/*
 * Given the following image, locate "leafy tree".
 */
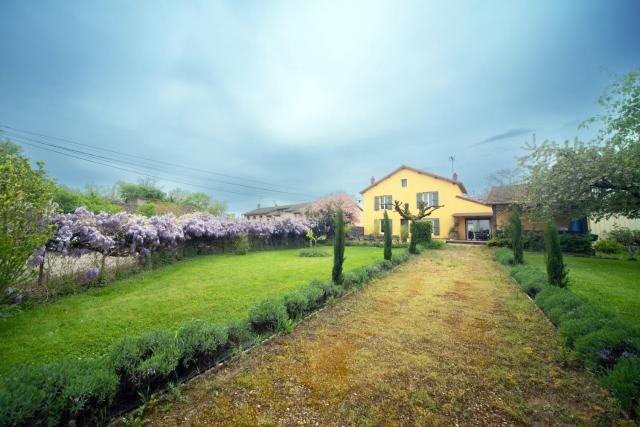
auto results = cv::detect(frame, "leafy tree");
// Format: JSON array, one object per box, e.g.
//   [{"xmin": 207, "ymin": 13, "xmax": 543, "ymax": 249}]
[
  {"xmin": 520, "ymin": 69, "xmax": 640, "ymax": 220},
  {"xmin": 544, "ymin": 220, "xmax": 568, "ymax": 287},
  {"xmin": 0, "ymin": 143, "xmax": 55, "ymax": 288},
  {"xmin": 509, "ymin": 207, "xmax": 524, "ymax": 264},
  {"xmin": 332, "ymin": 207, "xmax": 345, "ymax": 284},
  {"xmin": 138, "ymin": 203, "xmax": 157, "ymax": 217},
  {"xmin": 53, "ymin": 185, "xmax": 121, "ymax": 214},
  {"xmin": 383, "ymin": 210, "xmax": 392, "ymax": 260},
  {"xmin": 117, "ymin": 180, "xmax": 165, "ymax": 203}
]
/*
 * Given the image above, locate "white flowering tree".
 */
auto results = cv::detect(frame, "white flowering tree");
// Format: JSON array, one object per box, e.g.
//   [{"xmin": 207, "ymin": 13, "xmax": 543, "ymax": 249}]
[{"xmin": 520, "ymin": 69, "xmax": 640, "ymax": 221}]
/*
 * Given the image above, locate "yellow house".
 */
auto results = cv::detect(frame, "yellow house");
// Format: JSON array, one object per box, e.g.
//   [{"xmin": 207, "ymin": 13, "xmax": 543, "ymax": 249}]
[{"xmin": 360, "ymin": 165, "xmax": 493, "ymax": 241}]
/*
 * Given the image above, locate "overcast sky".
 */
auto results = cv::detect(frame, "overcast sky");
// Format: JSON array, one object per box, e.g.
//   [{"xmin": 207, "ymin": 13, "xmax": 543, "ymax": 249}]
[{"xmin": 1, "ymin": 1, "xmax": 639, "ymax": 214}]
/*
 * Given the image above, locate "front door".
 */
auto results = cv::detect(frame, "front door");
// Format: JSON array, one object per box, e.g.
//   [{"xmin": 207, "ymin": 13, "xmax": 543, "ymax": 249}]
[{"xmin": 466, "ymin": 219, "xmax": 491, "ymax": 240}]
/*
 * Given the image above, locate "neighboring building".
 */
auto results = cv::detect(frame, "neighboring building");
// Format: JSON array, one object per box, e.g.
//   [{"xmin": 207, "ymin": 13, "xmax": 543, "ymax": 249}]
[
  {"xmin": 360, "ymin": 165, "xmax": 493, "ymax": 240},
  {"xmin": 589, "ymin": 216, "xmax": 640, "ymax": 237},
  {"xmin": 243, "ymin": 202, "xmax": 310, "ymax": 220},
  {"xmin": 486, "ymin": 184, "xmax": 587, "ymax": 233}
]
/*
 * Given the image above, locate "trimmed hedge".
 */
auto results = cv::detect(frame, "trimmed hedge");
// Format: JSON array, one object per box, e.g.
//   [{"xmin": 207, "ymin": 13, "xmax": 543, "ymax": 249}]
[
  {"xmin": 497, "ymin": 251, "xmax": 640, "ymax": 417},
  {"xmin": 0, "ymin": 249, "xmax": 417, "ymax": 426},
  {"xmin": 494, "ymin": 232, "xmax": 595, "ymax": 255}
]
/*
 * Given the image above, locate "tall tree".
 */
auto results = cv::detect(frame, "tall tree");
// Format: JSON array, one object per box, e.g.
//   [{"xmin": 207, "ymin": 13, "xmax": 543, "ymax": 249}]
[
  {"xmin": 332, "ymin": 207, "xmax": 345, "ymax": 284},
  {"xmin": 383, "ymin": 210, "xmax": 392, "ymax": 260},
  {"xmin": 544, "ymin": 220, "xmax": 568, "ymax": 287},
  {"xmin": 509, "ymin": 207, "xmax": 524, "ymax": 264},
  {"xmin": 520, "ymin": 69, "xmax": 640, "ymax": 220},
  {"xmin": 0, "ymin": 142, "xmax": 55, "ymax": 288}
]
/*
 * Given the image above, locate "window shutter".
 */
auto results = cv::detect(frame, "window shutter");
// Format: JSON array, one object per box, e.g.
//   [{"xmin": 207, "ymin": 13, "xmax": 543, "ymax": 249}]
[
  {"xmin": 416, "ymin": 192, "xmax": 422, "ymax": 208},
  {"xmin": 374, "ymin": 196, "xmax": 379, "ymax": 211},
  {"xmin": 432, "ymin": 218, "xmax": 440, "ymax": 236},
  {"xmin": 433, "ymin": 192, "xmax": 439, "ymax": 207}
]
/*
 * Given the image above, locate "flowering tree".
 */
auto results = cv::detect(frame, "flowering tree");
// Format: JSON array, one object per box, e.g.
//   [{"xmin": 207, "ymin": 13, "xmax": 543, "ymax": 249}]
[
  {"xmin": 309, "ymin": 193, "xmax": 361, "ymax": 236},
  {"xmin": 520, "ymin": 69, "xmax": 640, "ymax": 220}
]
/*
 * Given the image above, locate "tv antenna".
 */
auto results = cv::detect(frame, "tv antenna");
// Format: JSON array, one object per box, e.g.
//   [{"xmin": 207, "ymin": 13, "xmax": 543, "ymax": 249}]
[{"xmin": 448, "ymin": 155, "xmax": 456, "ymax": 175}]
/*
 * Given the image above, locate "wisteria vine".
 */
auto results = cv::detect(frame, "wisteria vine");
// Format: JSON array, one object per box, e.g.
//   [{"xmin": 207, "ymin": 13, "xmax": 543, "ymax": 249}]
[{"xmin": 41, "ymin": 208, "xmax": 316, "ymax": 261}]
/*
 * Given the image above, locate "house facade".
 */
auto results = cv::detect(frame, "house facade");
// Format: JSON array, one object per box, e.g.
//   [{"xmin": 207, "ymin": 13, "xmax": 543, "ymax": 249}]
[
  {"xmin": 360, "ymin": 165, "xmax": 492, "ymax": 240},
  {"xmin": 243, "ymin": 202, "xmax": 310, "ymax": 220}
]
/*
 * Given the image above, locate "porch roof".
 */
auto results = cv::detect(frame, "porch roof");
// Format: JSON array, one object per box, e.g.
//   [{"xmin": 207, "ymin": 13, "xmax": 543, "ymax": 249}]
[{"xmin": 452, "ymin": 212, "xmax": 492, "ymax": 218}]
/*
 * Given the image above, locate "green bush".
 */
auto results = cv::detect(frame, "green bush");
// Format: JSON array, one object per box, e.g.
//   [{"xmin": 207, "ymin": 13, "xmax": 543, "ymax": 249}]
[
  {"xmin": 0, "ymin": 358, "xmax": 118, "ymax": 426},
  {"xmin": 332, "ymin": 207, "xmax": 345, "ymax": 284},
  {"xmin": 523, "ymin": 231, "xmax": 545, "ymax": 251},
  {"xmin": 509, "ymin": 208, "xmax": 524, "ymax": 264},
  {"xmin": 233, "ymin": 234, "xmax": 251, "ymax": 255},
  {"xmin": 593, "ymin": 239, "xmax": 625, "ymax": 254},
  {"xmin": 283, "ymin": 291, "xmax": 309, "ymax": 320},
  {"xmin": 138, "ymin": 202, "xmax": 157, "ymax": 217},
  {"xmin": 176, "ymin": 321, "xmax": 228, "ymax": 366},
  {"xmin": 377, "ymin": 260, "xmax": 394, "ymax": 271},
  {"xmin": 544, "ymin": 221, "xmax": 568, "ymax": 287},
  {"xmin": 420, "ymin": 240, "xmax": 445, "ymax": 250},
  {"xmin": 509, "ymin": 265, "xmax": 547, "ymax": 298},
  {"xmin": 487, "ymin": 237, "xmax": 511, "ymax": 247},
  {"xmin": 298, "ymin": 248, "xmax": 329, "ymax": 257},
  {"xmin": 534, "ymin": 287, "xmax": 583, "ymax": 325},
  {"xmin": 574, "ymin": 326, "xmax": 640, "ymax": 372},
  {"xmin": 608, "ymin": 226, "xmax": 640, "ymax": 253},
  {"xmin": 247, "ymin": 298, "xmax": 289, "ymax": 334},
  {"xmin": 557, "ymin": 309, "xmax": 617, "ymax": 347},
  {"xmin": 411, "ymin": 220, "xmax": 432, "ymax": 245},
  {"xmin": 383, "ymin": 211, "xmax": 392, "ymax": 261},
  {"xmin": 559, "ymin": 233, "xmax": 593, "ymax": 255},
  {"xmin": 110, "ymin": 330, "xmax": 182, "ymax": 387},
  {"xmin": 225, "ymin": 320, "xmax": 252, "ymax": 346},
  {"xmin": 495, "ymin": 248, "xmax": 514, "ymax": 265},
  {"xmin": 602, "ymin": 357, "xmax": 640, "ymax": 416}
]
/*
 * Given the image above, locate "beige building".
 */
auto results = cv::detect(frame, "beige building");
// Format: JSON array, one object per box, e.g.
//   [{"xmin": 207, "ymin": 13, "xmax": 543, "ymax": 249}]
[{"xmin": 243, "ymin": 203, "xmax": 310, "ymax": 220}]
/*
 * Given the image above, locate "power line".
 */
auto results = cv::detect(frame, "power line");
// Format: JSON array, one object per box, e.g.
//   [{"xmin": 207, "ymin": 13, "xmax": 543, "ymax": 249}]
[
  {"xmin": 0, "ymin": 124, "xmax": 318, "ymax": 196},
  {"xmin": 12, "ymin": 138, "xmax": 310, "ymax": 202},
  {"xmin": 3, "ymin": 131, "xmax": 314, "ymax": 199}
]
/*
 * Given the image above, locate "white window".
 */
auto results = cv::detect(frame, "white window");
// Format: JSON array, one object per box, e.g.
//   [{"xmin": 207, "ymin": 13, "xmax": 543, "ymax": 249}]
[{"xmin": 374, "ymin": 195, "xmax": 393, "ymax": 211}]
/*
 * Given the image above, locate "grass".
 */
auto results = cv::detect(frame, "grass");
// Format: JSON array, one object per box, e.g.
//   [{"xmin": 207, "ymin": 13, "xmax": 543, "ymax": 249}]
[
  {"xmin": 136, "ymin": 246, "xmax": 621, "ymax": 426},
  {"xmin": 525, "ymin": 252, "xmax": 640, "ymax": 329},
  {"xmin": 0, "ymin": 246, "xmax": 382, "ymax": 376}
]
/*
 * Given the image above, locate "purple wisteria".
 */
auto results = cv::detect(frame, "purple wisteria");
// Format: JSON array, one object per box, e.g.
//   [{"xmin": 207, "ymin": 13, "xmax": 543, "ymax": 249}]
[{"xmin": 46, "ymin": 208, "xmax": 315, "ymax": 258}]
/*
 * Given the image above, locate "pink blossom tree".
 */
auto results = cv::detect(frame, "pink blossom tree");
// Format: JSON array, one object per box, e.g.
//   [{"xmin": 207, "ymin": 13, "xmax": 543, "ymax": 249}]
[{"xmin": 309, "ymin": 193, "xmax": 361, "ymax": 236}]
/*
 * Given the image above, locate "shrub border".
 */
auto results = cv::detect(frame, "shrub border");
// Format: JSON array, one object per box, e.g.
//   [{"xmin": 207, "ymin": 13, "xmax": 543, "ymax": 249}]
[
  {"xmin": 0, "ymin": 250, "xmax": 418, "ymax": 426},
  {"xmin": 494, "ymin": 247, "xmax": 640, "ymax": 419}
]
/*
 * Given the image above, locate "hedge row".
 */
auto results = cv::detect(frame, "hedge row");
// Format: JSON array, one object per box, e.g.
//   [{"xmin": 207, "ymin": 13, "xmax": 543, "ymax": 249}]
[
  {"xmin": 495, "ymin": 249, "xmax": 640, "ymax": 417},
  {"xmin": 0, "ymin": 251, "xmax": 416, "ymax": 426},
  {"xmin": 489, "ymin": 232, "xmax": 594, "ymax": 255}
]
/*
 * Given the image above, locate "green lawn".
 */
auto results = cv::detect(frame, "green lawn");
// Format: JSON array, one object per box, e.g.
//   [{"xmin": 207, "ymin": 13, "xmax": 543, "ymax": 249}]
[
  {"xmin": 0, "ymin": 246, "xmax": 382, "ymax": 376},
  {"xmin": 525, "ymin": 252, "xmax": 640, "ymax": 329}
]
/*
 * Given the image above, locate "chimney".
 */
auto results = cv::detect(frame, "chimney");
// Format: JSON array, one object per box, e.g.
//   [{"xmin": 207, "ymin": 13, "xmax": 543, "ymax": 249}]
[
  {"xmin": 452, "ymin": 172, "xmax": 458, "ymax": 182},
  {"xmin": 370, "ymin": 176, "xmax": 376, "ymax": 185}
]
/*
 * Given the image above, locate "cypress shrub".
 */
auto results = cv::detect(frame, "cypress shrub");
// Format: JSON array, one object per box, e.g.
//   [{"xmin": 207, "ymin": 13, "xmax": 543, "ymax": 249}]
[
  {"xmin": 332, "ymin": 207, "xmax": 345, "ymax": 284},
  {"xmin": 409, "ymin": 221, "xmax": 418, "ymax": 254},
  {"xmin": 544, "ymin": 220, "xmax": 568, "ymax": 287},
  {"xmin": 383, "ymin": 210, "xmax": 392, "ymax": 261},
  {"xmin": 509, "ymin": 207, "xmax": 524, "ymax": 264}
]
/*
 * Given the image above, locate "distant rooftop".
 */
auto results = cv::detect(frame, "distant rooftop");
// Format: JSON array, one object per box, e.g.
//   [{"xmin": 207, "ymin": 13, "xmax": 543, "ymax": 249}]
[
  {"xmin": 244, "ymin": 202, "xmax": 310, "ymax": 217},
  {"xmin": 486, "ymin": 184, "xmax": 527, "ymax": 204}
]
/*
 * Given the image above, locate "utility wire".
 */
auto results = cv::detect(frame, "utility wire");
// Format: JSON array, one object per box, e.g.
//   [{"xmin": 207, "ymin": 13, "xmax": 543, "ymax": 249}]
[
  {"xmin": 13, "ymin": 138, "xmax": 310, "ymax": 202},
  {"xmin": 0, "ymin": 124, "xmax": 318, "ymax": 196},
  {"xmin": 3, "ymin": 131, "xmax": 313, "ymax": 199}
]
